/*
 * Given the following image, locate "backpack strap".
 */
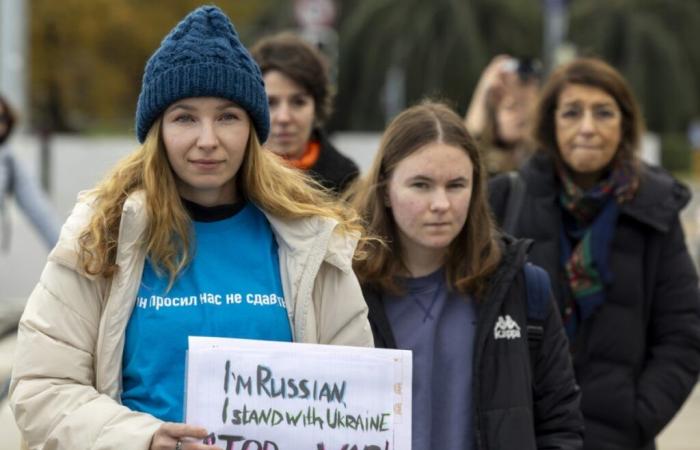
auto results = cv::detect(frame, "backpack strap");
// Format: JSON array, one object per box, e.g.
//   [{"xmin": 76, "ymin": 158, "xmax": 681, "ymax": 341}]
[
  {"xmin": 501, "ymin": 171, "xmax": 526, "ymax": 235},
  {"xmin": 523, "ymin": 262, "xmax": 551, "ymax": 371}
]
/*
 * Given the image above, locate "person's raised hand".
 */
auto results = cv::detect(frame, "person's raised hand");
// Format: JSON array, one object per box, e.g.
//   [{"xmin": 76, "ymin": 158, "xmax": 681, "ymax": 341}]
[{"xmin": 465, "ymin": 54, "xmax": 518, "ymax": 136}]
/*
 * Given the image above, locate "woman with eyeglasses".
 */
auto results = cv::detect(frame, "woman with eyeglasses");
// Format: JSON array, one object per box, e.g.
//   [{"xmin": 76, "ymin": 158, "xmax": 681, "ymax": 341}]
[{"xmin": 489, "ymin": 57, "xmax": 700, "ymax": 450}]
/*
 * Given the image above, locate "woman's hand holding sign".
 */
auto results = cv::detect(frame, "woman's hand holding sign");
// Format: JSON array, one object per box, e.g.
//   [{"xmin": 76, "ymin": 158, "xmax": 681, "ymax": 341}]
[{"xmin": 150, "ymin": 423, "xmax": 222, "ymax": 450}]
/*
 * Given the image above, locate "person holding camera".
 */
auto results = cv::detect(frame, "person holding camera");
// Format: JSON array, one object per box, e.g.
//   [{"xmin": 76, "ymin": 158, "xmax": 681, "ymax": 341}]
[{"xmin": 465, "ymin": 55, "xmax": 541, "ymax": 176}]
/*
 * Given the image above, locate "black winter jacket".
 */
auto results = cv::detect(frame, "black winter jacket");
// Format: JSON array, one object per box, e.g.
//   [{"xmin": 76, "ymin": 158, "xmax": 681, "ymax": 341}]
[
  {"xmin": 489, "ymin": 153, "xmax": 700, "ymax": 450},
  {"xmin": 308, "ymin": 130, "xmax": 359, "ymax": 194},
  {"xmin": 363, "ymin": 237, "xmax": 584, "ymax": 450}
]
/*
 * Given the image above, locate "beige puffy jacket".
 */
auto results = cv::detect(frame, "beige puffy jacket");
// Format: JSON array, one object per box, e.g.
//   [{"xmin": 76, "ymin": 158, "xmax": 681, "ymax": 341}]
[{"xmin": 9, "ymin": 191, "xmax": 373, "ymax": 450}]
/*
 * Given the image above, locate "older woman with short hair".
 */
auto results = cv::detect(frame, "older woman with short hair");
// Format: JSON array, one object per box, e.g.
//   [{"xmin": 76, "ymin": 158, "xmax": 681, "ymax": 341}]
[
  {"xmin": 251, "ymin": 32, "xmax": 359, "ymax": 194},
  {"xmin": 489, "ymin": 57, "xmax": 700, "ymax": 450}
]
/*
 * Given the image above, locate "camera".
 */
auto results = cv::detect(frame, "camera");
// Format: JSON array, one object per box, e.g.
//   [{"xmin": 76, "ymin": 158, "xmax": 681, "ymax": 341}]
[{"xmin": 503, "ymin": 58, "xmax": 542, "ymax": 82}]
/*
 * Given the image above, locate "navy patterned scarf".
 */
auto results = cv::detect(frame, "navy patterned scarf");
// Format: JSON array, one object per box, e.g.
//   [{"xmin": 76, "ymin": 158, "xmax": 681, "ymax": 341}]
[{"xmin": 557, "ymin": 162, "xmax": 637, "ymax": 339}]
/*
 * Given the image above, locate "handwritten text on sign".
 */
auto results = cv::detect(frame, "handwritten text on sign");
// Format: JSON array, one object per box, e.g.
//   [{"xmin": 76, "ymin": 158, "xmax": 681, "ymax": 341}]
[{"xmin": 186, "ymin": 337, "xmax": 411, "ymax": 450}]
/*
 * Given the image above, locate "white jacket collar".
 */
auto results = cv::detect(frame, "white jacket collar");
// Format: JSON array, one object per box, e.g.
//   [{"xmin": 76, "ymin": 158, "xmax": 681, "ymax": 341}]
[
  {"xmin": 49, "ymin": 190, "xmax": 357, "ymax": 276},
  {"xmin": 262, "ymin": 211, "xmax": 357, "ymax": 274}
]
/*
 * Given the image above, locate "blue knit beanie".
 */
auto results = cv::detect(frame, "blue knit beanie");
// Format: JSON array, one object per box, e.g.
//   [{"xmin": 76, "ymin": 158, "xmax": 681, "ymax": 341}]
[{"xmin": 135, "ymin": 5, "xmax": 269, "ymax": 143}]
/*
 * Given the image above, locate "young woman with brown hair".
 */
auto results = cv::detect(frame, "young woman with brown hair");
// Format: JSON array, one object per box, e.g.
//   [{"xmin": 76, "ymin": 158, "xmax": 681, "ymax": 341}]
[{"xmin": 352, "ymin": 100, "xmax": 583, "ymax": 450}]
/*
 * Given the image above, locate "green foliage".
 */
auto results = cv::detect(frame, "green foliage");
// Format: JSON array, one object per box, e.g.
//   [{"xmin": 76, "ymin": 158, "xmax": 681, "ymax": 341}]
[
  {"xmin": 569, "ymin": 0, "xmax": 700, "ymax": 132},
  {"xmin": 29, "ymin": 0, "xmax": 273, "ymax": 133},
  {"xmin": 332, "ymin": 0, "xmax": 700, "ymax": 132},
  {"xmin": 661, "ymin": 132, "xmax": 692, "ymax": 174},
  {"xmin": 27, "ymin": 0, "xmax": 700, "ymax": 135},
  {"xmin": 332, "ymin": 0, "xmax": 542, "ymax": 130}
]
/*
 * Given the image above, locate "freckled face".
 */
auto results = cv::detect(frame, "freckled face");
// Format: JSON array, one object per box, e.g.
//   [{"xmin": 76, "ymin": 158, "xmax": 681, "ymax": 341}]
[
  {"xmin": 555, "ymin": 83, "xmax": 622, "ymax": 184},
  {"xmin": 264, "ymin": 70, "xmax": 316, "ymax": 160},
  {"xmin": 387, "ymin": 142, "xmax": 474, "ymax": 260},
  {"xmin": 161, "ymin": 97, "xmax": 251, "ymax": 206}
]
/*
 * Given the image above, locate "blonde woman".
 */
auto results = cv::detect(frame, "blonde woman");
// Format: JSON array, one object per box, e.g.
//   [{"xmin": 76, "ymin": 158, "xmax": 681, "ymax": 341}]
[{"xmin": 10, "ymin": 6, "xmax": 372, "ymax": 450}]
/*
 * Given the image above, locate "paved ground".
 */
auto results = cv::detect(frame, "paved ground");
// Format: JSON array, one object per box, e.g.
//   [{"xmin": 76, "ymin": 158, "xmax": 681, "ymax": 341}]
[
  {"xmin": 1, "ymin": 134, "xmax": 699, "ymax": 448},
  {"xmin": 658, "ymin": 383, "xmax": 700, "ymax": 450}
]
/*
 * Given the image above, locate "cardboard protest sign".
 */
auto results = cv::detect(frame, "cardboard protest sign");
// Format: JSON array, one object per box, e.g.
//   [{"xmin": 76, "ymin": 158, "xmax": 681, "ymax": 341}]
[{"xmin": 186, "ymin": 337, "xmax": 411, "ymax": 450}]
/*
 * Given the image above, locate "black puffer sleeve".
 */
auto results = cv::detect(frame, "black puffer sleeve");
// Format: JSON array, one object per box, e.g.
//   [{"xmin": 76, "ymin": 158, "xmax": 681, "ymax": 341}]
[
  {"xmin": 533, "ymin": 296, "xmax": 585, "ymax": 450},
  {"xmin": 635, "ymin": 215, "xmax": 700, "ymax": 441},
  {"xmin": 488, "ymin": 172, "xmax": 512, "ymax": 223}
]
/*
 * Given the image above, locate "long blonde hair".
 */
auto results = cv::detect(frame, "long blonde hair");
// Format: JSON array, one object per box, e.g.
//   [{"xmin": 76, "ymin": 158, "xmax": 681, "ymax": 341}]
[
  {"xmin": 351, "ymin": 101, "xmax": 502, "ymax": 296},
  {"xmin": 79, "ymin": 119, "xmax": 363, "ymax": 285}
]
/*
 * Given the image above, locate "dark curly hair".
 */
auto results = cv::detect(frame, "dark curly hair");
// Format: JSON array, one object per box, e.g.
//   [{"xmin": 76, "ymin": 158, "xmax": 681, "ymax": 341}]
[{"xmin": 251, "ymin": 32, "xmax": 333, "ymax": 125}]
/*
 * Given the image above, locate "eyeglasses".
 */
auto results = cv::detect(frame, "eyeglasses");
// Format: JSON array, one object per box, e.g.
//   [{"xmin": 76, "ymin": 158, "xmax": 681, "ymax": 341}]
[{"xmin": 555, "ymin": 104, "xmax": 621, "ymax": 128}]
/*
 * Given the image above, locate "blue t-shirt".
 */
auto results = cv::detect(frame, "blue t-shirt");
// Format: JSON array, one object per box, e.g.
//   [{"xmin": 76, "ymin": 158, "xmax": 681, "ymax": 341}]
[
  {"xmin": 121, "ymin": 202, "xmax": 292, "ymax": 421},
  {"xmin": 383, "ymin": 268, "xmax": 477, "ymax": 450}
]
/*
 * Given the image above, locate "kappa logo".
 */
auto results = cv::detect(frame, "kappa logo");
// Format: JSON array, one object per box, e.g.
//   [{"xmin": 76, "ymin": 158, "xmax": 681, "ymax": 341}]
[{"xmin": 494, "ymin": 315, "xmax": 521, "ymax": 340}]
